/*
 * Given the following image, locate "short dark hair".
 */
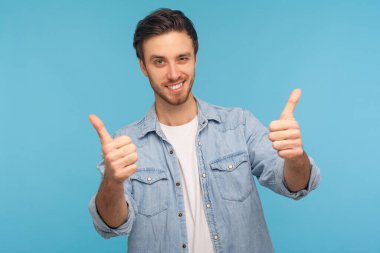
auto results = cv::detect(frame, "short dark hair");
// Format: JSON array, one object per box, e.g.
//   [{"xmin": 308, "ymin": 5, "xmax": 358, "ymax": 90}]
[{"xmin": 133, "ymin": 8, "xmax": 198, "ymax": 60}]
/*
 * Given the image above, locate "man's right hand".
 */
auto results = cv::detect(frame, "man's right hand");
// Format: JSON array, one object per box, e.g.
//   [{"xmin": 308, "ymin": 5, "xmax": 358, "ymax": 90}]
[{"xmin": 89, "ymin": 114, "xmax": 138, "ymax": 184}]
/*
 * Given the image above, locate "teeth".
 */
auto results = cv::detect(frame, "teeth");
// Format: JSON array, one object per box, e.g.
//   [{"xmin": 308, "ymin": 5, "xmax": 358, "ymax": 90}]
[{"xmin": 168, "ymin": 82, "xmax": 183, "ymax": 90}]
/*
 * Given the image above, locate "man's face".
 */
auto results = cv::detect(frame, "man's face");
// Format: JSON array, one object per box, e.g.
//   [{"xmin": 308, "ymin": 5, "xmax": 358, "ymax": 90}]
[{"xmin": 139, "ymin": 31, "xmax": 196, "ymax": 106}]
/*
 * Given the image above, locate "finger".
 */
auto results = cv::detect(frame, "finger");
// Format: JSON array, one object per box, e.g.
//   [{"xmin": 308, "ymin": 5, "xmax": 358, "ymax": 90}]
[
  {"xmin": 280, "ymin": 88, "xmax": 302, "ymax": 120},
  {"xmin": 121, "ymin": 163, "xmax": 138, "ymax": 177},
  {"xmin": 278, "ymin": 148, "xmax": 304, "ymax": 159},
  {"xmin": 119, "ymin": 164, "xmax": 138, "ymax": 180},
  {"xmin": 272, "ymin": 139, "xmax": 302, "ymax": 151},
  {"xmin": 112, "ymin": 152, "xmax": 139, "ymax": 168},
  {"xmin": 101, "ymin": 136, "xmax": 133, "ymax": 155},
  {"xmin": 269, "ymin": 129, "xmax": 301, "ymax": 141},
  {"xmin": 112, "ymin": 135, "xmax": 132, "ymax": 149},
  {"xmin": 269, "ymin": 119, "xmax": 299, "ymax": 132},
  {"xmin": 104, "ymin": 144, "xmax": 137, "ymax": 162},
  {"xmin": 89, "ymin": 114, "xmax": 113, "ymax": 145},
  {"xmin": 111, "ymin": 163, "xmax": 137, "ymax": 182}
]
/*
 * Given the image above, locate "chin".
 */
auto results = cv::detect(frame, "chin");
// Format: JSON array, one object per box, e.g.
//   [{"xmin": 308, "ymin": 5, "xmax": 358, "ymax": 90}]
[
  {"xmin": 163, "ymin": 92, "xmax": 192, "ymax": 106},
  {"xmin": 167, "ymin": 96, "xmax": 189, "ymax": 105}
]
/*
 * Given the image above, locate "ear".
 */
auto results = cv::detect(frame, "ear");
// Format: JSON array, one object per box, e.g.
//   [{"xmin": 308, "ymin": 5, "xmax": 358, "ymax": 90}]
[{"xmin": 139, "ymin": 59, "xmax": 148, "ymax": 77}]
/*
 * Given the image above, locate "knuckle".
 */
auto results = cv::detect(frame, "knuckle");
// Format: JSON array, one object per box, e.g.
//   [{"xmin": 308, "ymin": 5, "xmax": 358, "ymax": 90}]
[
  {"xmin": 296, "ymin": 148, "xmax": 304, "ymax": 156},
  {"xmin": 102, "ymin": 144, "xmax": 112, "ymax": 154},
  {"xmin": 131, "ymin": 143, "xmax": 137, "ymax": 152},
  {"xmin": 269, "ymin": 121, "xmax": 276, "ymax": 130},
  {"xmin": 118, "ymin": 135, "xmax": 126, "ymax": 142},
  {"xmin": 293, "ymin": 121, "xmax": 300, "ymax": 129},
  {"xmin": 104, "ymin": 153, "xmax": 113, "ymax": 162},
  {"xmin": 128, "ymin": 164, "xmax": 137, "ymax": 175},
  {"xmin": 121, "ymin": 135, "xmax": 132, "ymax": 143},
  {"xmin": 132, "ymin": 152, "xmax": 139, "ymax": 162}
]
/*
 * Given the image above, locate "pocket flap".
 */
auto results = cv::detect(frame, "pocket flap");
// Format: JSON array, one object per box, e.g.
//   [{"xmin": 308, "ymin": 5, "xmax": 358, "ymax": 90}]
[
  {"xmin": 130, "ymin": 168, "xmax": 168, "ymax": 184},
  {"xmin": 210, "ymin": 152, "xmax": 249, "ymax": 172}
]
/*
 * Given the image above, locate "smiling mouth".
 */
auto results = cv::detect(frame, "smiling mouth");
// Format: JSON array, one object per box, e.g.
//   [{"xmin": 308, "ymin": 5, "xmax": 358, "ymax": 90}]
[{"xmin": 167, "ymin": 81, "xmax": 184, "ymax": 91}]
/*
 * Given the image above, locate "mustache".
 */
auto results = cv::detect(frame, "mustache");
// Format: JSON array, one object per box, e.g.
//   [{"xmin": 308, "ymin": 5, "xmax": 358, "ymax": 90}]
[{"xmin": 164, "ymin": 78, "xmax": 185, "ymax": 85}]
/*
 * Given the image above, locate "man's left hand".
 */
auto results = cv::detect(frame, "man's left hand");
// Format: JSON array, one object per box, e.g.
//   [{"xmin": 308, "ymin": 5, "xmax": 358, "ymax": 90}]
[{"xmin": 268, "ymin": 89, "xmax": 304, "ymax": 160}]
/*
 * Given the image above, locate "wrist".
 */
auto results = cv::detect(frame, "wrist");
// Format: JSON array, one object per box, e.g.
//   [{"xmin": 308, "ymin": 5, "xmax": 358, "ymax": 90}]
[{"xmin": 101, "ymin": 176, "xmax": 125, "ymax": 192}]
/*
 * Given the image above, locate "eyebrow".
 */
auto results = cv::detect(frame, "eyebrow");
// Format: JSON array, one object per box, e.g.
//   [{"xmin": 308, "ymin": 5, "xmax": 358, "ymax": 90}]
[
  {"xmin": 178, "ymin": 52, "xmax": 191, "ymax": 58},
  {"xmin": 150, "ymin": 55, "xmax": 164, "ymax": 60},
  {"xmin": 149, "ymin": 52, "xmax": 192, "ymax": 61}
]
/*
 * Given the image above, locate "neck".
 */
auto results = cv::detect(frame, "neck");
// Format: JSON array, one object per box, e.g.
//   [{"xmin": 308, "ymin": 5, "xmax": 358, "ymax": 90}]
[{"xmin": 155, "ymin": 94, "xmax": 197, "ymax": 126}]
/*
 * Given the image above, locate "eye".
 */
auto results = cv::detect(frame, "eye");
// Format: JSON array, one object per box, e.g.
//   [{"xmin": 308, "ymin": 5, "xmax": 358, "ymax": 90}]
[
  {"xmin": 179, "ymin": 56, "xmax": 189, "ymax": 62},
  {"xmin": 154, "ymin": 59, "xmax": 165, "ymax": 66}
]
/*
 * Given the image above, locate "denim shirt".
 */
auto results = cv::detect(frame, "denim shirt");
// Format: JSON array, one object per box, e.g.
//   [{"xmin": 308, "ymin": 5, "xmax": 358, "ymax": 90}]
[{"xmin": 89, "ymin": 98, "xmax": 320, "ymax": 253}]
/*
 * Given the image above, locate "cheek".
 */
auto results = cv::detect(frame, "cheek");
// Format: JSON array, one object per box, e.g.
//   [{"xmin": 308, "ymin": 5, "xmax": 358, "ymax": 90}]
[
  {"xmin": 182, "ymin": 65, "xmax": 195, "ymax": 77},
  {"xmin": 147, "ymin": 68, "xmax": 166, "ymax": 83}
]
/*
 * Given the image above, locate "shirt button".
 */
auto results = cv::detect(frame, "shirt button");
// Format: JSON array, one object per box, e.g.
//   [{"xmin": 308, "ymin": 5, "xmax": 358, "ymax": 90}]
[
  {"xmin": 202, "ymin": 173, "xmax": 206, "ymax": 178},
  {"xmin": 214, "ymin": 235, "xmax": 219, "ymax": 240},
  {"xmin": 182, "ymin": 244, "xmax": 187, "ymax": 249},
  {"xmin": 206, "ymin": 203, "xmax": 211, "ymax": 208},
  {"xmin": 178, "ymin": 212, "xmax": 183, "ymax": 217},
  {"xmin": 198, "ymin": 141, "xmax": 201, "ymax": 146},
  {"xmin": 169, "ymin": 150, "xmax": 174, "ymax": 154},
  {"xmin": 147, "ymin": 177, "xmax": 152, "ymax": 182},
  {"xmin": 228, "ymin": 164, "xmax": 234, "ymax": 170},
  {"xmin": 176, "ymin": 182, "xmax": 181, "ymax": 187}
]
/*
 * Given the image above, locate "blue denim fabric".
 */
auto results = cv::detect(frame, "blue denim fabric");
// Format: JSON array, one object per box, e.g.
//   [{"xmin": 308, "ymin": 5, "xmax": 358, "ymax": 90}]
[{"xmin": 89, "ymin": 98, "xmax": 320, "ymax": 253}]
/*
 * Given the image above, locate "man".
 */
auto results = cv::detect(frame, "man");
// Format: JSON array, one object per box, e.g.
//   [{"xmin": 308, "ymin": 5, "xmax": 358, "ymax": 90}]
[{"xmin": 89, "ymin": 8, "xmax": 320, "ymax": 253}]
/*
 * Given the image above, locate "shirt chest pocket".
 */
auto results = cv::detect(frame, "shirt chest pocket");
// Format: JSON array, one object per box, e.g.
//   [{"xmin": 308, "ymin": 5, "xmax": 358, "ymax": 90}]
[
  {"xmin": 210, "ymin": 152, "xmax": 253, "ymax": 201},
  {"xmin": 129, "ymin": 169, "xmax": 169, "ymax": 216}
]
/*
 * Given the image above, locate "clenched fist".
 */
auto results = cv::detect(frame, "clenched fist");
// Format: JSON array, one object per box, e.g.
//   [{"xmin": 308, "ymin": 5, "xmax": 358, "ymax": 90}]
[
  {"xmin": 89, "ymin": 114, "xmax": 137, "ymax": 184},
  {"xmin": 268, "ymin": 89, "xmax": 304, "ymax": 160}
]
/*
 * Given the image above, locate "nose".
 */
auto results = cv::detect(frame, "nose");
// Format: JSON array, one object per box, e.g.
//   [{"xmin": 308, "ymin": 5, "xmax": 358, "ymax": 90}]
[{"xmin": 167, "ymin": 62, "xmax": 180, "ymax": 82}]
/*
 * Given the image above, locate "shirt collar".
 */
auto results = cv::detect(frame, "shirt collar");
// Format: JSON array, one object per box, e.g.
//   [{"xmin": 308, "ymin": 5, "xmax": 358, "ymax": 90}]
[{"xmin": 138, "ymin": 96, "xmax": 221, "ymax": 138}]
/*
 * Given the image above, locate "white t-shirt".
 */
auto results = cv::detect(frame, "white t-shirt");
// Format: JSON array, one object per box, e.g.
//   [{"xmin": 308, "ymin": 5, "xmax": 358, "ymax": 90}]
[{"xmin": 160, "ymin": 116, "xmax": 214, "ymax": 253}]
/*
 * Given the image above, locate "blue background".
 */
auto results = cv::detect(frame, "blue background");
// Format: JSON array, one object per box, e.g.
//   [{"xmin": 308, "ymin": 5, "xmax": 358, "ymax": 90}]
[{"xmin": 1, "ymin": 0, "xmax": 379, "ymax": 252}]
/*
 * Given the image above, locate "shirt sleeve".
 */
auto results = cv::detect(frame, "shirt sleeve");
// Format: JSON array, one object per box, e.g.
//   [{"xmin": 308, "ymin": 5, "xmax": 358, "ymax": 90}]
[
  {"xmin": 243, "ymin": 109, "xmax": 321, "ymax": 200},
  {"xmin": 88, "ymin": 160, "xmax": 136, "ymax": 238}
]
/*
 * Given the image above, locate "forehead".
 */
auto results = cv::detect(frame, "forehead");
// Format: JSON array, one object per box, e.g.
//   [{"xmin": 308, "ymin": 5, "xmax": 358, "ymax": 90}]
[{"xmin": 142, "ymin": 31, "xmax": 194, "ymax": 59}]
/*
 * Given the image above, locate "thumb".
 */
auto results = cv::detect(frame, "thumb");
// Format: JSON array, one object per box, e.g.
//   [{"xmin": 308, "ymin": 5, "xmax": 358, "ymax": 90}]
[
  {"xmin": 280, "ymin": 88, "xmax": 302, "ymax": 120},
  {"xmin": 88, "ymin": 114, "xmax": 113, "ymax": 145}
]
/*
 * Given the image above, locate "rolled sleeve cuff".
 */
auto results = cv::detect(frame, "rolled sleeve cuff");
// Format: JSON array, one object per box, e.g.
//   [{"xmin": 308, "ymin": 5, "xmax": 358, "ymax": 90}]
[
  {"xmin": 88, "ymin": 193, "xmax": 135, "ymax": 239},
  {"xmin": 277, "ymin": 156, "xmax": 321, "ymax": 200}
]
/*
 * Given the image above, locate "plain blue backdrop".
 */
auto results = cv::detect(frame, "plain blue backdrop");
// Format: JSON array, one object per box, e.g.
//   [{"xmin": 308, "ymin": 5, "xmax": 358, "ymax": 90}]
[{"xmin": 1, "ymin": 0, "xmax": 379, "ymax": 252}]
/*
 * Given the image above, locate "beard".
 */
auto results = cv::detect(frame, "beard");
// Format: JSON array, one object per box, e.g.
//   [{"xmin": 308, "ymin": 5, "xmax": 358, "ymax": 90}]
[{"xmin": 149, "ymin": 73, "xmax": 195, "ymax": 106}]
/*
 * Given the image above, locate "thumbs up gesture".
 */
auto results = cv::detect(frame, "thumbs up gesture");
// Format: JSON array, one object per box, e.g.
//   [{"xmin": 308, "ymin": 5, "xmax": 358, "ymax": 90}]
[
  {"xmin": 89, "ymin": 115, "xmax": 138, "ymax": 184},
  {"xmin": 268, "ymin": 89, "xmax": 304, "ymax": 160}
]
